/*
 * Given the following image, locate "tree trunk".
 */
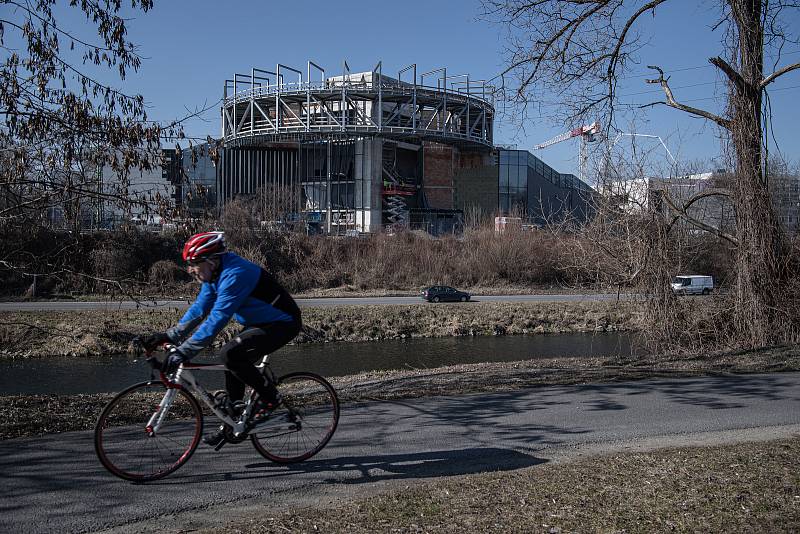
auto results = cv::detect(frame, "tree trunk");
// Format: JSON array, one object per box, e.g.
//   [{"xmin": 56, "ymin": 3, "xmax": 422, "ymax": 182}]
[{"xmin": 730, "ymin": 0, "xmax": 785, "ymax": 347}]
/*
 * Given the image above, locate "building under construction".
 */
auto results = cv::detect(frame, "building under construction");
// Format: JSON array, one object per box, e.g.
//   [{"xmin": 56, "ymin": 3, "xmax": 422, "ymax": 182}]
[{"xmin": 216, "ymin": 60, "xmax": 497, "ymax": 234}]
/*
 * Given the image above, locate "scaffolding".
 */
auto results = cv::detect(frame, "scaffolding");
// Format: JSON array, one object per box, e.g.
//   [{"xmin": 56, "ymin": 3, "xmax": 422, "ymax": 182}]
[
  {"xmin": 218, "ymin": 60, "xmax": 495, "ymax": 234},
  {"xmin": 222, "ymin": 61, "xmax": 495, "ymax": 148}
]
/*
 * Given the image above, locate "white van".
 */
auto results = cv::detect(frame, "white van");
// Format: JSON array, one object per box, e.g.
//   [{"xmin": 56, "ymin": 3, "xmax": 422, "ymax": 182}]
[{"xmin": 671, "ymin": 275, "xmax": 714, "ymax": 296}]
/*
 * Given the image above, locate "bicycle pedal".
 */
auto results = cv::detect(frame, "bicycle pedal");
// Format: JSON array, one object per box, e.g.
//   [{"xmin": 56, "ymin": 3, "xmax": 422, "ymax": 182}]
[{"xmin": 213, "ymin": 438, "xmax": 228, "ymax": 451}]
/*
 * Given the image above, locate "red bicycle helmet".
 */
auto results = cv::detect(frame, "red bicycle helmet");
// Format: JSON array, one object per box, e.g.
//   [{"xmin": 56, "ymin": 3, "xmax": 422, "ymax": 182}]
[{"xmin": 182, "ymin": 231, "xmax": 226, "ymax": 262}]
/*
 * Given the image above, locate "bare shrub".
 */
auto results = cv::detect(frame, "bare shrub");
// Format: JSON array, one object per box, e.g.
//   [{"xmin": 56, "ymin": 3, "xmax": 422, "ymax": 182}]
[
  {"xmin": 235, "ymin": 243, "xmax": 269, "ymax": 268},
  {"xmin": 91, "ymin": 248, "xmax": 139, "ymax": 282},
  {"xmin": 275, "ymin": 224, "xmax": 573, "ymax": 293},
  {"xmin": 2, "ymin": 198, "xmax": 738, "ymax": 301},
  {"xmin": 459, "ymin": 227, "xmax": 564, "ymax": 287},
  {"xmin": 148, "ymin": 260, "xmax": 188, "ymax": 286},
  {"xmin": 220, "ymin": 197, "xmax": 259, "ymax": 250}
]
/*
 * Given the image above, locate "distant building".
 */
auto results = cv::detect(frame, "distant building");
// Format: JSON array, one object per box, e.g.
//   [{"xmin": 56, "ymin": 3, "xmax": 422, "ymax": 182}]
[
  {"xmin": 41, "ymin": 150, "xmax": 173, "ymax": 230},
  {"xmin": 497, "ymin": 149, "xmax": 595, "ymax": 225},
  {"xmin": 99, "ymin": 150, "xmax": 174, "ymax": 227},
  {"xmin": 163, "ymin": 59, "xmax": 596, "ymax": 235},
  {"xmin": 602, "ymin": 172, "xmax": 735, "ymax": 233},
  {"xmin": 161, "ymin": 145, "xmax": 217, "ymax": 216},
  {"xmin": 771, "ymin": 169, "xmax": 800, "ymax": 233},
  {"xmin": 215, "ymin": 63, "xmax": 496, "ymax": 235}
]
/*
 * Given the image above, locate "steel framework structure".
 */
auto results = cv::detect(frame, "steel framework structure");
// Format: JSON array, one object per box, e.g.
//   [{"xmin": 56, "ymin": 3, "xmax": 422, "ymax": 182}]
[{"xmin": 221, "ymin": 61, "xmax": 495, "ymax": 148}]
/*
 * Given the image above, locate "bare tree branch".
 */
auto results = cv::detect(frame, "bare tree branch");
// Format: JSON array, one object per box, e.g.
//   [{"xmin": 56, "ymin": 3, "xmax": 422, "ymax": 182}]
[
  {"xmin": 709, "ymin": 56, "xmax": 747, "ymax": 92},
  {"xmin": 660, "ymin": 187, "xmax": 739, "ymax": 245},
  {"xmin": 644, "ymin": 65, "xmax": 733, "ymax": 129},
  {"xmin": 607, "ymin": 0, "xmax": 670, "ymax": 91},
  {"xmin": 760, "ymin": 61, "xmax": 800, "ymax": 88}
]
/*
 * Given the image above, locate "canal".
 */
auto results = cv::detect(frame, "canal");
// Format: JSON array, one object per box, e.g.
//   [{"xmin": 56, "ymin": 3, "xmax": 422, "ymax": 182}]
[{"xmin": 0, "ymin": 332, "xmax": 644, "ymax": 395}]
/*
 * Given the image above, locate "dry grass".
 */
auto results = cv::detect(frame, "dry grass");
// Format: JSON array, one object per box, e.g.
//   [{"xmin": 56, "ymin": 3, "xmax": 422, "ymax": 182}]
[
  {"xmin": 0, "ymin": 224, "xmax": 625, "ymax": 299},
  {"xmin": 211, "ymin": 438, "xmax": 799, "ymax": 533}
]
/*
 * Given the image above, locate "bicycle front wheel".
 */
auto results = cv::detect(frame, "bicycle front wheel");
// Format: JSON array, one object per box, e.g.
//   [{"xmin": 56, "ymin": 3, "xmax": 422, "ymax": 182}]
[
  {"xmin": 94, "ymin": 381, "xmax": 203, "ymax": 482},
  {"xmin": 251, "ymin": 372, "xmax": 340, "ymax": 463}
]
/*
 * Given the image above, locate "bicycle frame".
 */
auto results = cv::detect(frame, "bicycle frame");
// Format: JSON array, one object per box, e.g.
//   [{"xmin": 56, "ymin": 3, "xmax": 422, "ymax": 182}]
[{"xmin": 147, "ymin": 354, "xmax": 277, "ymax": 437}]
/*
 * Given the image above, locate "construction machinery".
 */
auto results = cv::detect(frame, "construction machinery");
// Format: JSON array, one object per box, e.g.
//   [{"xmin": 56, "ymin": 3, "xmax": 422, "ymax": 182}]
[
  {"xmin": 381, "ymin": 143, "xmax": 417, "ymax": 228},
  {"xmin": 533, "ymin": 122, "xmax": 599, "ymax": 183}
]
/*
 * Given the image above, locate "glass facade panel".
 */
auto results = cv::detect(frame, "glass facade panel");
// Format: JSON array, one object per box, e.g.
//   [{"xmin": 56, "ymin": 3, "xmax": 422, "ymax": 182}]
[
  {"xmin": 497, "ymin": 148, "xmax": 593, "ymax": 219},
  {"xmin": 330, "ymin": 182, "xmax": 354, "ymax": 209}
]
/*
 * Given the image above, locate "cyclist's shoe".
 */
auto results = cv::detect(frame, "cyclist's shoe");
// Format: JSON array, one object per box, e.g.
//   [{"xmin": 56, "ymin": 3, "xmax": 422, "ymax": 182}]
[
  {"xmin": 202, "ymin": 425, "xmax": 227, "ymax": 447},
  {"xmin": 252, "ymin": 393, "xmax": 282, "ymax": 417}
]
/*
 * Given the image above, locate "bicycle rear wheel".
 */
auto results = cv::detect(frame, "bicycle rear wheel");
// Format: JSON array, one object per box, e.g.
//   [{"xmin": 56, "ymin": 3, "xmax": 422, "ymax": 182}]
[
  {"xmin": 94, "ymin": 381, "xmax": 203, "ymax": 481},
  {"xmin": 250, "ymin": 372, "xmax": 339, "ymax": 463}
]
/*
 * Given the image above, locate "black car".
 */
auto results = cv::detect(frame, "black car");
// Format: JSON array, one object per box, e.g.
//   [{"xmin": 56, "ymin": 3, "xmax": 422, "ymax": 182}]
[{"xmin": 421, "ymin": 285, "xmax": 471, "ymax": 303}]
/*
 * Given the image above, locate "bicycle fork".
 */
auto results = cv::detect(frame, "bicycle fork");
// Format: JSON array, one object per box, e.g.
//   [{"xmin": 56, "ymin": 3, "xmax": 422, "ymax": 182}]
[{"xmin": 145, "ymin": 388, "xmax": 177, "ymax": 435}]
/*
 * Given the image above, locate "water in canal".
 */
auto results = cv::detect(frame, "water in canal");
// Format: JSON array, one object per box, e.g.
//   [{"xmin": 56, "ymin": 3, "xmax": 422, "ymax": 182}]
[{"xmin": 0, "ymin": 332, "xmax": 644, "ymax": 395}]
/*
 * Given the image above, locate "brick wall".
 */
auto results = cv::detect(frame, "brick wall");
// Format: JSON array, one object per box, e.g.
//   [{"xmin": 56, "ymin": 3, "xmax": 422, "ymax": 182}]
[
  {"xmin": 454, "ymin": 165, "xmax": 498, "ymax": 217},
  {"xmin": 422, "ymin": 143, "xmax": 496, "ymax": 211},
  {"xmin": 457, "ymin": 150, "xmax": 493, "ymax": 169},
  {"xmin": 423, "ymin": 143, "xmax": 454, "ymax": 209}
]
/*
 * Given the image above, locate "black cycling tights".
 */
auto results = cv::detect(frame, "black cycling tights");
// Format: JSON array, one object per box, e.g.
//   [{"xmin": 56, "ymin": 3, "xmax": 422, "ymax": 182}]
[{"xmin": 219, "ymin": 321, "xmax": 301, "ymax": 402}]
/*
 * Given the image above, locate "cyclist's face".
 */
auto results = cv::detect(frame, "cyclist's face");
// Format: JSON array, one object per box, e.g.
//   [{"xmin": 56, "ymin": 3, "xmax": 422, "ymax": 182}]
[{"xmin": 187, "ymin": 259, "xmax": 215, "ymax": 282}]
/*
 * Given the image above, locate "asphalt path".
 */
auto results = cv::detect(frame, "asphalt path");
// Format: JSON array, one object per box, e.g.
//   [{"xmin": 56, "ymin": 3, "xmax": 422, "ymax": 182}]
[
  {"xmin": 0, "ymin": 293, "xmax": 622, "ymax": 312},
  {"xmin": 1, "ymin": 372, "xmax": 799, "ymax": 533}
]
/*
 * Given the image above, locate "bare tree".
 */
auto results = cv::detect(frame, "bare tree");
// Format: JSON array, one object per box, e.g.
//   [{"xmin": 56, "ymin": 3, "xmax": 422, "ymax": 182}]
[
  {"xmin": 484, "ymin": 0, "xmax": 800, "ymax": 349},
  {"xmin": 0, "ymin": 0, "xmax": 171, "ymax": 294}
]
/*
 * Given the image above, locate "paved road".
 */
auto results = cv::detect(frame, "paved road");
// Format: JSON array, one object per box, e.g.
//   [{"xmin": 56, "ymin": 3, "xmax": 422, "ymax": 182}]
[
  {"xmin": 0, "ymin": 293, "xmax": 622, "ymax": 311},
  {"xmin": 1, "ymin": 372, "xmax": 798, "ymax": 533}
]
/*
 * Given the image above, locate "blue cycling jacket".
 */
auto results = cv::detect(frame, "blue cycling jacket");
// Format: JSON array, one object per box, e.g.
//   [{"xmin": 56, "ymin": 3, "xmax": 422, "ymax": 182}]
[{"xmin": 167, "ymin": 252, "xmax": 299, "ymax": 358}]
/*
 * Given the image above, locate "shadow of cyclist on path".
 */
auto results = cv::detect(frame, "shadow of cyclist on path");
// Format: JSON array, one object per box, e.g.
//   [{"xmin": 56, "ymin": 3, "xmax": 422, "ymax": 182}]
[{"xmin": 141, "ymin": 446, "xmax": 547, "ymax": 486}]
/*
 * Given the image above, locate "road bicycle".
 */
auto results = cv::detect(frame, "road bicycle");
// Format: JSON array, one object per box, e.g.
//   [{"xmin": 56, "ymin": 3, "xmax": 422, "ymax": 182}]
[{"xmin": 94, "ymin": 342, "xmax": 340, "ymax": 482}]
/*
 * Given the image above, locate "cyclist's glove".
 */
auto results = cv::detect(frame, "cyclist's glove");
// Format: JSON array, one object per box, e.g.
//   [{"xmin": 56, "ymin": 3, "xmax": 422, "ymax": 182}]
[
  {"xmin": 142, "ymin": 332, "xmax": 170, "ymax": 352},
  {"xmin": 164, "ymin": 347, "xmax": 188, "ymax": 374}
]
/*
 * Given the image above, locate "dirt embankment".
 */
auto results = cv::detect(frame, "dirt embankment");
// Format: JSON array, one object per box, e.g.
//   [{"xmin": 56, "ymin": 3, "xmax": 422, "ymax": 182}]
[{"xmin": 0, "ymin": 301, "xmax": 636, "ymax": 359}]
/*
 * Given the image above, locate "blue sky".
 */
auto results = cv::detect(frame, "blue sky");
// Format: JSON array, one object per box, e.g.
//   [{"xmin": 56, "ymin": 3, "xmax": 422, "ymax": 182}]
[{"xmin": 55, "ymin": 1, "xmax": 800, "ymax": 176}]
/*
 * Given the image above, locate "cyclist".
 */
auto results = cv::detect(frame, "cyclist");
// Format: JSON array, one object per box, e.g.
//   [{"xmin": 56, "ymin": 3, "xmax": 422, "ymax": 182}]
[{"xmin": 142, "ymin": 231, "xmax": 302, "ymax": 446}]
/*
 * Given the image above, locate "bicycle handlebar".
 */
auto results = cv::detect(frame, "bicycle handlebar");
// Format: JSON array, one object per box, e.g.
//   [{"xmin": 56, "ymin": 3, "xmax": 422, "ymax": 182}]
[
  {"xmin": 145, "ymin": 355, "xmax": 183, "ymax": 389},
  {"xmin": 131, "ymin": 336, "xmax": 180, "ymax": 386}
]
